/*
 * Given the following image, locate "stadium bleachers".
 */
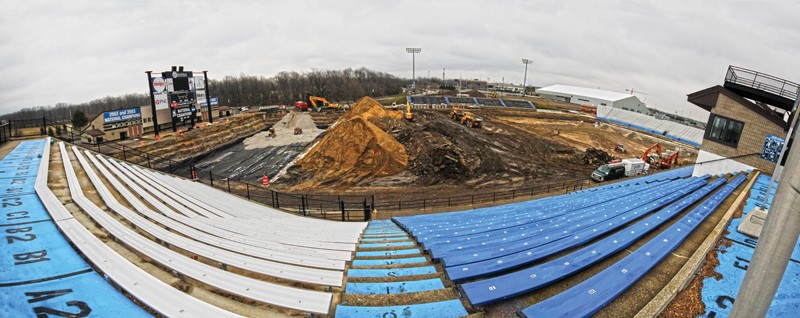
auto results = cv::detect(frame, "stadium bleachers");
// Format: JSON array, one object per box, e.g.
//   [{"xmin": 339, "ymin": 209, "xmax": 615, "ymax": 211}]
[
  {"xmin": 6, "ymin": 139, "xmax": 238, "ymax": 317},
  {"xmin": 409, "ymin": 96, "xmax": 447, "ymax": 105},
  {"xmin": 519, "ymin": 174, "xmax": 746, "ymax": 317},
  {"xmin": 461, "ymin": 176, "xmax": 726, "ymax": 306},
  {"xmin": 476, "ymin": 98, "xmax": 504, "ymax": 106},
  {"xmin": 337, "ymin": 220, "xmax": 468, "ymax": 317},
  {"xmin": 597, "ymin": 107, "xmax": 704, "ymax": 146},
  {"xmin": 448, "ymin": 97, "xmax": 478, "ymax": 105},
  {"xmin": 501, "ymin": 99, "xmax": 536, "ymax": 108}
]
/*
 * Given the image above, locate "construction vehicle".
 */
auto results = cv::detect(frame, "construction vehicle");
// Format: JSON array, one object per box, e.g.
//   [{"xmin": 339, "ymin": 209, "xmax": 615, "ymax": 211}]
[
  {"xmin": 294, "ymin": 127, "xmax": 303, "ymax": 135},
  {"xmin": 580, "ymin": 105, "xmax": 597, "ymax": 115},
  {"xmin": 660, "ymin": 150, "xmax": 680, "ymax": 169},
  {"xmin": 403, "ymin": 101, "xmax": 413, "ymax": 121},
  {"xmin": 266, "ymin": 127, "xmax": 276, "ymax": 138},
  {"xmin": 641, "ymin": 143, "xmax": 662, "ymax": 166},
  {"xmin": 592, "ymin": 158, "xmax": 649, "ymax": 182},
  {"xmin": 307, "ymin": 96, "xmax": 341, "ymax": 111},
  {"xmin": 451, "ymin": 106, "xmax": 466, "ymax": 121},
  {"xmin": 614, "ymin": 144, "xmax": 626, "ymax": 153},
  {"xmin": 461, "ymin": 112, "xmax": 483, "ymax": 128},
  {"xmin": 295, "ymin": 101, "xmax": 309, "ymax": 111}
]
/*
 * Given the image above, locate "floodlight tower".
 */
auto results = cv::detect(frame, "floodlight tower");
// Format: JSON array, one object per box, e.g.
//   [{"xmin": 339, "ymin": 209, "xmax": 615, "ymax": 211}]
[
  {"xmin": 522, "ymin": 58, "xmax": 533, "ymax": 97},
  {"xmin": 406, "ymin": 48, "xmax": 422, "ymax": 93}
]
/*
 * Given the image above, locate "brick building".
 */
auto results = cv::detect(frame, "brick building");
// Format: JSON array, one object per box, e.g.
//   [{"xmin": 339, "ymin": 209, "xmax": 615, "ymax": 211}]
[{"xmin": 688, "ymin": 66, "xmax": 797, "ymax": 177}]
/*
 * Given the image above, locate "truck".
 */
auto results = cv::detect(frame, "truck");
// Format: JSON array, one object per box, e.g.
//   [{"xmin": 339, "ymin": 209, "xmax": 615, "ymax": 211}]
[
  {"xmin": 591, "ymin": 158, "xmax": 648, "ymax": 182},
  {"xmin": 295, "ymin": 101, "xmax": 309, "ymax": 111}
]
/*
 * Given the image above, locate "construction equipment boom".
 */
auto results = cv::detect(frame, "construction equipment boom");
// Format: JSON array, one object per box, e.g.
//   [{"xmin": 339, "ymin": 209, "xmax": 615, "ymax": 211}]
[
  {"xmin": 404, "ymin": 100, "xmax": 413, "ymax": 121},
  {"xmin": 641, "ymin": 143, "xmax": 662, "ymax": 165},
  {"xmin": 307, "ymin": 96, "xmax": 341, "ymax": 111}
]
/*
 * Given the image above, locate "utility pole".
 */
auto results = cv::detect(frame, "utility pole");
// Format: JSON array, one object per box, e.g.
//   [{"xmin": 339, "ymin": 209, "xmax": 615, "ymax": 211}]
[
  {"xmin": 442, "ymin": 68, "xmax": 446, "ymax": 96},
  {"xmin": 522, "ymin": 58, "xmax": 533, "ymax": 97},
  {"xmin": 730, "ymin": 91, "xmax": 800, "ymax": 318},
  {"xmin": 406, "ymin": 48, "xmax": 421, "ymax": 94}
]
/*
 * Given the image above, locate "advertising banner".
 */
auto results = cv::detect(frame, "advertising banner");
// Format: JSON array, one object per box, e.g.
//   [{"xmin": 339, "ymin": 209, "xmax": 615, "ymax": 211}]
[
  {"xmin": 760, "ymin": 134, "xmax": 785, "ymax": 163},
  {"xmin": 103, "ymin": 108, "xmax": 141, "ymax": 124},
  {"xmin": 151, "ymin": 77, "xmax": 166, "ymax": 93},
  {"xmin": 196, "ymin": 89, "xmax": 207, "ymax": 105},
  {"xmin": 154, "ymin": 92, "xmax": 170, "ymax": 110},
  {"xmin": 195, "ymin": 75, "xmax": 205, "ymax": 90}
]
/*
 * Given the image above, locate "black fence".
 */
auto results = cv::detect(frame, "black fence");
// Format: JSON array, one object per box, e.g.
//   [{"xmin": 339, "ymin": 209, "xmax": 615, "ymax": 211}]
[
  {"xmin": 0, "ymin": 122, "xmax": 11, "ymax": 145},
  {"xmin": 23, "ymin": 116, "xmax": 592, "ymax": 222}
]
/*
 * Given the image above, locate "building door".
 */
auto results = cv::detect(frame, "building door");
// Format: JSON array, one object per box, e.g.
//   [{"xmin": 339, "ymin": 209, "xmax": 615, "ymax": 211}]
[{"xmin": 119, "ymin": 131, "xmax": 128, "ymax": 140}]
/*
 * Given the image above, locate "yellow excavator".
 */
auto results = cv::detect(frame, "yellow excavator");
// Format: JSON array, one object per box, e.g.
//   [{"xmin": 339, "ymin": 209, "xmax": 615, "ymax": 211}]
[
  {"xmin": 307, "ymin": 96, "xmax": 341, "ymax": 111},
  {"xmin": 404, "ymin": 100, "xmax": 413, "ymax": 121}
]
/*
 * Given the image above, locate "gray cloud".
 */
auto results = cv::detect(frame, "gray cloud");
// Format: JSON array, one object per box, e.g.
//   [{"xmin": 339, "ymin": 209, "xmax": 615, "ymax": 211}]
[{"xmin": 1, "ymin": 0, "xmax": 798, "ymax": 122}]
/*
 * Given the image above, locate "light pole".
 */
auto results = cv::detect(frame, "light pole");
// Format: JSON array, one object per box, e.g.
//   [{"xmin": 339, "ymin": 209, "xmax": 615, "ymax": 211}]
[
  {"xmin": 442, "ymin": 68, "xmax": 446, "ymax": 96},
  {"xmin": 406, "ymin": 48, "xmax": 421, "ymax": 93},
  {"xmin": 522, "ymin": 58, "xmax": 533, "ymax": 97}
]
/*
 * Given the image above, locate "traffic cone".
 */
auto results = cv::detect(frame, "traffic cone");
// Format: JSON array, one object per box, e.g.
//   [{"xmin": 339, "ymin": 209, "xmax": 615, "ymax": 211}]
[
  {"xmin": 156, "ymin": 135, "xmax": 161, "ymax": 141},
  {"xmin": 140, "ymin": 141, "xmax": 145, "ymax": 146},
  {"xmin": 262, "ymin": 175, "xmax": 269, "ymax": 187}
]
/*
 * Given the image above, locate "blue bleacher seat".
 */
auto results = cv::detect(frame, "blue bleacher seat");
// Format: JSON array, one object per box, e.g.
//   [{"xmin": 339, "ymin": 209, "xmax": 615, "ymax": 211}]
[
  {"xmin": 335, "ymin": 299, "xmax": 468, "ymax": 318},
  {"xmin": 519, "ymin": 174, "xmax": 746, "ymax": 317},
  {"xmin": 345, "ymin": 278, "xmax": 445, "ymax": 294}
]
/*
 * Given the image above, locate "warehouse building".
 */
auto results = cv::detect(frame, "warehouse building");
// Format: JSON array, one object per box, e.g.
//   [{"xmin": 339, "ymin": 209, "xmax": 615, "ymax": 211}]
[
  {"xmin": 85, "ymin": 107, "xmax": 144, "ymax": 143},
  {"xmin": 537, "ymin": 84, "xmax": 650, "ymax": 114},
  {"xmin": 688, "ymin": 66, "xmax": 795, "ymax": 177}
]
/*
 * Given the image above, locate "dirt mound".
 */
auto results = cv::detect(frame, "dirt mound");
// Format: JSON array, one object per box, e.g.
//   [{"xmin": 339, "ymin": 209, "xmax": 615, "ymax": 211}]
[
  {"xmin": 288, "ymin": 97, "xmax": 408, "ymax": 188},
  {"xmin": 577, "ymin": 148, "xmax": 613, "ymax": 165},
  {"xmin": 243, "ymin": 112, "xmax": 323, "ymax": 149}
]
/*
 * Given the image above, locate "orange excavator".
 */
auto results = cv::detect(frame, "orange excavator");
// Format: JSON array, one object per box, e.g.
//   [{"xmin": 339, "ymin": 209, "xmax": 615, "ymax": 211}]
[
  {"xmin": 660, "ymin": 150, "xmax": 680, "ymax": 169},
  {"xmin": 642, "ymin": 143, "xmax": 662, "ymax": 166},
  {"xmin": 307, "ymin": 96, "xmax": 341, "ymax": 111}
]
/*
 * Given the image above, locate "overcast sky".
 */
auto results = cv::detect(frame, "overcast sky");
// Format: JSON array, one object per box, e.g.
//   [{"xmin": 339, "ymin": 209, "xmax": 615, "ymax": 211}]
[{"xmin": 1, "ymin": 0, "xmax": 798, "ymax": 121}]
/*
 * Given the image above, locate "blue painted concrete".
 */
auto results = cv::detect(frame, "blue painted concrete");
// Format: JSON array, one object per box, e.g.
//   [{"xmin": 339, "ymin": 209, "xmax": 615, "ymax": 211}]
[
  {"xmin": 700, "ymin": 174, "xmax": 800, "ymax": 317},
  {"xmin": 359, "ymin": 241, "xmax": 415, "ymax": 248},
  {"xmin": 348, "ymin": 266, "xmax": 437, "ymax": 277},
  {"xmin": 352, "ymin": 257, "xmax": 427, "ymax": 266},
  {"xmin": 0, "ymin": 271, "xmax": 150, "ymax": 317},
  {"xmin": 356, "ymin": 249, "xmax": 421, "ymax": 257},
  {"xmin": 345, "ymin": 278, "xmax": 445, "ymax": 294},
  {"xmin": 360, "ymin": 237, "xmax": 409, "ymax": 243},
  {"xmin": 335, "ymin": 299, "xmax": 467, "ymax": 318}
]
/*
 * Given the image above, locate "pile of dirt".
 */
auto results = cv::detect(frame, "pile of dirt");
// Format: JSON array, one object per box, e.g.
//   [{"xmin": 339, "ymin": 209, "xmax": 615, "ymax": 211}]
[
  {"xmin": 287, "ymin": 97, "xmax": 408, "ymax": 188},
  {"xmin": 242, "ymin": 112, "xmax": 324, "ymax": 149},
  {"xmin": 467, "ymin": 89, "xmax": 486, "ymax": 98},
  {"xmin": 577, "ymin": 148, "xmax": 614, "ymax": 165}
]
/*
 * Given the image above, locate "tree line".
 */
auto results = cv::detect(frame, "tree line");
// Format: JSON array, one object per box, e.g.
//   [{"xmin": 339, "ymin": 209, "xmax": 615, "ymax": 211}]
[{"xmin": 1, "ymin": 67, "xmax": 409, "ymax": 123}]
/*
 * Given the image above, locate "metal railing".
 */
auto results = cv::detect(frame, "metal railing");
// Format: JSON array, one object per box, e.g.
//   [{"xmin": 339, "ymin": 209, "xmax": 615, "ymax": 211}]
[
  {"xmin": 725, "ymin": 65, "xmax": 800, "ymax": 100},
  {"xmin": 0, "ymin": 122, "xmax": 10, "ymax": 145}
]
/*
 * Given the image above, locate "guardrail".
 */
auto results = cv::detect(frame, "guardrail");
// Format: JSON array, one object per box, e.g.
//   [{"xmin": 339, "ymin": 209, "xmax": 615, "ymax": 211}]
[{"xmin": 725, "ymin": 65, "xmax": 799, "ymax": 100}]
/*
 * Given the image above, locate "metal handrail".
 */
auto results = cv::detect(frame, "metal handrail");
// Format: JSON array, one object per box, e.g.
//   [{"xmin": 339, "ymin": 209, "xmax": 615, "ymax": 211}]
[{"xmin": 725, "ymin": 65, "xmax": 799, "ymax": 100}]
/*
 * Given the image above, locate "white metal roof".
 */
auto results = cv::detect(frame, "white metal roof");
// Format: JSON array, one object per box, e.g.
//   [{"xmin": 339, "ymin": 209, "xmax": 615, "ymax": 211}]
[{"xmin": 537, "ymin": 85, "xmax": 634, "ymax": 102}]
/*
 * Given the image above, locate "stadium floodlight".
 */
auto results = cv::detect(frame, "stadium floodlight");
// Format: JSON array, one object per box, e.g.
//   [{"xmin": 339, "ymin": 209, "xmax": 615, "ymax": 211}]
[
  {"xmin": 522, "ymin": 58, "xmax": 533, "ymax": 97},
  {"xmin": 406, "ymin": 48, "xmax": 422, "ymax": 92}
]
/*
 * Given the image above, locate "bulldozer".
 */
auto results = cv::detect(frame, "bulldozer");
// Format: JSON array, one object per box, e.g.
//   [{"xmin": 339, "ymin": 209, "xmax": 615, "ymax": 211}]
[
  {"xmin": 461, "ymin": 112, "xmax": 483, "ymax": 128},
  {"xmin": 294, "ymin": 127, "xmax": 303, "ymax": 135},
  {"xmin": 451, "ymin": 106, "xmax": 466, "ymax": 121},
  {"xmin": 266, "ymin": 127, "xmax": 276, "ymax": 138}
]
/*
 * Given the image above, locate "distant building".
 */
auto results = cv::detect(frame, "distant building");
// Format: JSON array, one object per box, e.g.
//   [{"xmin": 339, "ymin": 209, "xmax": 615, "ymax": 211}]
[
  {"xmin": 537, "ymin": 85, "xmax": 650, "ymax": 115},
  {"xmin": 85, "ymin": 107, "xmax": 143, "ymax": 143},
  {"xmin": 688, "ymin": 66, "xmax": 796, "ymax": 177},
  {"xmin": 455, "ymin": 79, "xmax": 488, "ymax": 91}
]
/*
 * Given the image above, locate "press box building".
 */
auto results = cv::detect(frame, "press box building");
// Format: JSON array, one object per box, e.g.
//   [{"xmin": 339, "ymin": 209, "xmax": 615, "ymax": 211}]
[{"xmin": 536, "ymin": 85, "xmax": 650, "ymax": 115}]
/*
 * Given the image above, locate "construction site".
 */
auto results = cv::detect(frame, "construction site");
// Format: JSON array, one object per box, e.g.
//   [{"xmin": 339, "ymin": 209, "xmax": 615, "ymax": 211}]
[{"xmin": 2, "ymin": 62, "xmax": 798, "ymax": 318}]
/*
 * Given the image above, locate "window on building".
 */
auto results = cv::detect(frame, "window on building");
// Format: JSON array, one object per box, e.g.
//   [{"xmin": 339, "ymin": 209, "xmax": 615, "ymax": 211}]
[
  {"xmin": 600, "ymin": 103, "xmax": 607, "ymax": 106},
  {"xmin": 705, "ymin": 114, "xmax": 744, "ymax": 147}
]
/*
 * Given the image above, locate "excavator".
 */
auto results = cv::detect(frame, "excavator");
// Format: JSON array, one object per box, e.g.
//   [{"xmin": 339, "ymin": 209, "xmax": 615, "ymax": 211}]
[
  {"xmin": 403, "ymin": 100, "xmax": 413, "ymax": 121},
  {"xmin": 660, "ymin": 150, "xmax": 680, "ymax": 169},
  {"xmin": 307, "ymin": 95, "xmax": 341, "ymax": 111},
  {"xmin": 641, "ymin": 143, "xmax": 662, "ymax": 166}
]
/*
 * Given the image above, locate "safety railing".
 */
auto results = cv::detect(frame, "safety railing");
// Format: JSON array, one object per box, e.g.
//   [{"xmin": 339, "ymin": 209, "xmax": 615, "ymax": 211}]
[{"xmin": 725, "ymin": 65, "xmax": 799, "ymax": 100}]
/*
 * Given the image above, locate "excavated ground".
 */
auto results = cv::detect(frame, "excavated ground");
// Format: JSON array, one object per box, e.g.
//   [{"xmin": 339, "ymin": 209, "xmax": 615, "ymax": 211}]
[{"xmin": 272, "ymin": 107, "xmax": 697, "ymax": 205}]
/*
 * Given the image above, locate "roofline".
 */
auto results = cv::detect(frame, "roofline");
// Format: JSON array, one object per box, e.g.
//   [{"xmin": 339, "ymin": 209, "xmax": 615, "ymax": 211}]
[{"xmin": 687, "ymin": 85, "xmax": 786, "ymax": 127}]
